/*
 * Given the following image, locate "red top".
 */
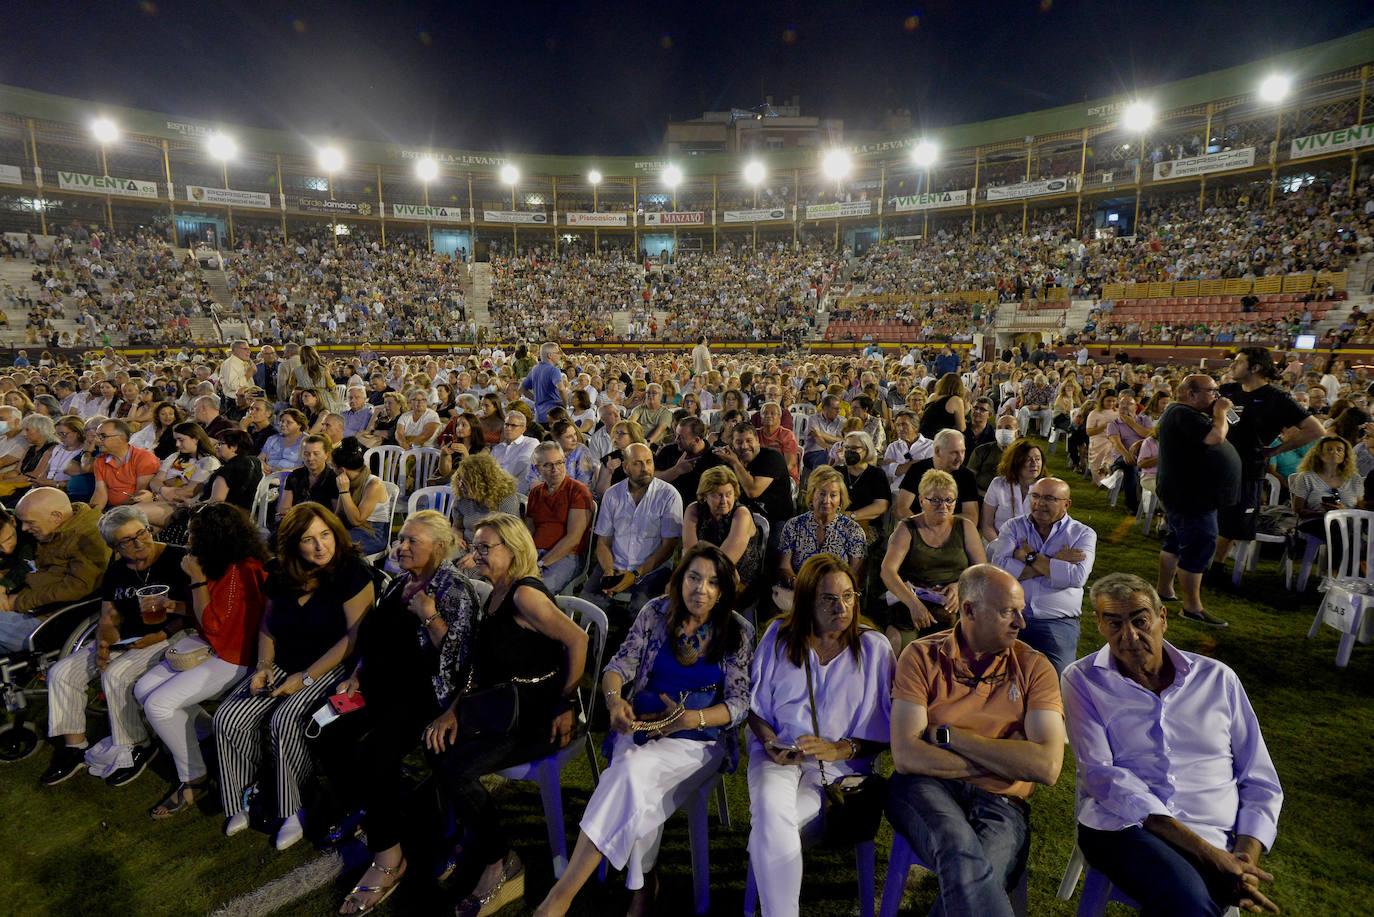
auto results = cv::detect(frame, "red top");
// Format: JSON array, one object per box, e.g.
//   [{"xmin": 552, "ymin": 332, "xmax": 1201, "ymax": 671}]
[{"xmin": 198, "ymin": 558, "xmax": 269, "ymax": 666}]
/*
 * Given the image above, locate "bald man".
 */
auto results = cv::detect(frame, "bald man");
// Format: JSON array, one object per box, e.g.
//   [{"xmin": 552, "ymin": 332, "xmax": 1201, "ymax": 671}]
[{"xmin": 0, "ymin": 488, "xmax": 111, "ymax": 651}]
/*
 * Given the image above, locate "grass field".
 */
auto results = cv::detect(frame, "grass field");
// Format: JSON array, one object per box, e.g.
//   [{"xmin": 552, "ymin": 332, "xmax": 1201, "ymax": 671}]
[{"xmin": 2, "ymin": 445, "xmax": 1371, "ymax": 916}]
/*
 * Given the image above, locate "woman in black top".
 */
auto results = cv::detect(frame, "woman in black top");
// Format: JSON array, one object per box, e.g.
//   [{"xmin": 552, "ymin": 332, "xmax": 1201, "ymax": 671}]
[
  {"xmin": 201, "ymin": 430, "xmax": 263, "ymax": 511},
  {"xmin": 918, "ymin": 372, "xmax": 967, "ymax": 438},
  {"xmin": 425, "ymin": 513, "xmax": 588, "ymax": 917},
  {"xmin": 315, "ymin": 510, "xmax": 481, "ymax": 915},
  {"xmin": 212, "ymin": 504, "xmax": 375, "ymax": 851}
]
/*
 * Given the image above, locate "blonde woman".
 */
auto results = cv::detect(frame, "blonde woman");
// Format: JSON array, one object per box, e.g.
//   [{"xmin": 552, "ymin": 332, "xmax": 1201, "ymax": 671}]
[{"xmin": 451, "ymin": 453, "xmax": 520, "ymax": 566}]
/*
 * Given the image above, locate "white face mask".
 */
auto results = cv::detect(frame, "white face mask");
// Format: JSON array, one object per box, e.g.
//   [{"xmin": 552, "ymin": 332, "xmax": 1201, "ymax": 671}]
[{"xmin": 995, "ymin": 429, "xmax": 1017, "ymax": 448}]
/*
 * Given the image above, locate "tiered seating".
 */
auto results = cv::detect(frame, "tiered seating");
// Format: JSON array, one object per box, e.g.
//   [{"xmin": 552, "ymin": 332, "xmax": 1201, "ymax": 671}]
[{"xmin": 1106, "ymin": 292, "xmax": 1336, "ymax": 324}]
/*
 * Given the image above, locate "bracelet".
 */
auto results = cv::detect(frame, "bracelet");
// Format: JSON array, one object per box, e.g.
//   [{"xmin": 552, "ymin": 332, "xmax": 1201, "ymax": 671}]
[
  {"xmin": 187, "ymin": 581, "xmax": 208, "ymax": 590},
  {"xmin": 697, "ymin": 708, "xmax": 706, "ymax": 730},
  {"xmin": 421, "ymin": 610, "xmax": 442, "ymax": 627},
  {"xmin": 845, "ymin": 737, "xmax": 860, "ymax": 760}
]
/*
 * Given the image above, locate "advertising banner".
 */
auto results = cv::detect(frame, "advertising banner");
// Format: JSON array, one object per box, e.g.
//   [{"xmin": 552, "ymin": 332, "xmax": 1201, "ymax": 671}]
[
  {"xmin": 805, "ymin": 200, "xmax": 873, "ymax": 219},
  {"xmin": 1290, "ymin": 124, "xmax": 1374, "ymax": 159},
  {"xmin": 391, "ymin": 203, "xmax": 465, "ymax": 222},
  {"xmin": 641, "ymin": 211, "xmax": 706, "ymax": 226},
  {"xmin": 58, "ymin": 171, "xmax": 161, "ymax": 200},
  {"xmin": 564, "ymin": 212, "xmax": 629, "ymax": 226},
  {"xmin": 722, "ymin": 207, "xmax": 788, "ymax": 223},
  {"xmin": 890, "ymin": 190, "xmax": 969, "ymax": 212},
  {"xmin": 1153, "ymin": 148, "xmax": 1255, "ymax": 180},
  {"xmin": 0, "ymin": 164, "xmax": 21, "ymax": 185},
  {"xmin": 985, "ymin": 177, "xmax": 1078, "ymax": 202},
  {"xmin": 483, "ymin": 210, "xmax": 548, "ymax": 224},
  {"xmin": 186, "ymin": 185, "xmax": 273, "ymax": 208},
  {"xmin": 293, "ymin": 197, "xmax": 375, "ymax": 216}
]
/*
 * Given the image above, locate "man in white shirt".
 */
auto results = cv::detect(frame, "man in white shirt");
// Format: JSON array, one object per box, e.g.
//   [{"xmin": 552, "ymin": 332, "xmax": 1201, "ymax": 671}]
[
  {"xmin": 217, "ymin": 340, "xmax": 254, "ymax": 401},
  {"xmin": 490, "ymin": 411, "xmax": 539, "ymax": 495},
  {"xmin": 1062, "ymin": 572, "xmax": 1282, "ymax": 915}
]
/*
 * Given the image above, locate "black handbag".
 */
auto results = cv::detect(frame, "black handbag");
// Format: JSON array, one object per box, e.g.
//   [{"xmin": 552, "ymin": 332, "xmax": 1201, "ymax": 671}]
[
  {"xmin": 455, "ymin": 682, "xmax": 520, "ymax": 739},
  {"xmin": 804, "ymin": 650, "xmax": 886, "ymax": 848}
]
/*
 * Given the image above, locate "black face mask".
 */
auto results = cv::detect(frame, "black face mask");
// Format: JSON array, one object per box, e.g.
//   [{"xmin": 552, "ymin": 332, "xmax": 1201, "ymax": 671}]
[{"xmin": 843, "ymin": 450, "xmax": 863, "ymax": 466}]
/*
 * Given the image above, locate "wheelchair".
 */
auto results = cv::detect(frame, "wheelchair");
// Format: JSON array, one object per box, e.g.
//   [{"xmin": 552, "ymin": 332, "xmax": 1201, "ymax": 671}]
[{"xmin": 0, "ymin": 597, "xmax": 102, "ymax": 763}]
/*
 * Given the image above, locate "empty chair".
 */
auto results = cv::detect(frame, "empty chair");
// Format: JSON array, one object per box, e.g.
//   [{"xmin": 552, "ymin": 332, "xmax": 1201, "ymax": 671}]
[
  {"xmin": 404, "ymin": 446, "xmax": 443, "ymax": 497},
  {"xmin": 407, "ymin": 484, "xmax": 456, "ymax": 520},
  {"xmin": 1306, "ymin": 509, "xmax": 1374, "ymax": 667},
  {"xmin": 364, "ymin": 445, "xmax": 406, "ymax": 491}
]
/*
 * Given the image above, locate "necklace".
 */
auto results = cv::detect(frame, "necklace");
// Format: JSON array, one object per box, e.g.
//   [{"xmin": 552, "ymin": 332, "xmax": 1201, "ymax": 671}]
[{"xmin": 675, "ymin": 619, "xmax": 712, "ymax": 666}]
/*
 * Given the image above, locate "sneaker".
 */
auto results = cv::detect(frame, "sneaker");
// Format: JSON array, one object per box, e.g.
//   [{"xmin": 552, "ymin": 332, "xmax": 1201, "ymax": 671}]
[
  {"xmin": 39, "ymin": 744, "xmax": 88, "ymax": 787},
  {"xmin": 1181, "ymin": 608, "xmax": 1229, "ymax": 628},
  {"xmin": 106, "ymin": 743, "xmax": 160, "ymax": 787}
]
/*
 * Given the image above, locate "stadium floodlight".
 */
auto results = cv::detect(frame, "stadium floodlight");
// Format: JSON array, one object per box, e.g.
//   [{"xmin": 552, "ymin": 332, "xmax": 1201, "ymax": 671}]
[
  {"xmin": 822, "ymin": 150, "xmax": 851, "ymax": 180},
  {"xmin": 318, "ymin": 146, "xmax": 345, "ymax": 173},
  {"xmin": 662, "ymin": 165, "xmax": 682, "ymax": 188},
  {"xmin": 500, "ymin": 164, "xmax": 520, "ymax": 185},
  {"xmin": 1259, "ymin": 74, "xmax": 1291, "ymax": 103},
  {"xmin": 205, "ymin": 133, "xmax": 237, "ymax": 161},
  {"xmin": 415, "ymin": 157, "xmax": 439, "ymax": 182},
  {"xmin": 587, "ymin": 169, "xmax": 602, "ymax": 185},
  {"xmin": 744, "ymin": 161, "xmax": 765, "ymax": 185},
  {"xmin": 911, "ymin": 140, "xmax": 938, "ymax": 168},
  {"xmin": 1121, "ymin": 101, "xmax": 1154, "ymax": 134},
  {"xmin": 90, "ymin": 118, "xmax": 119, "ymax": 145}
]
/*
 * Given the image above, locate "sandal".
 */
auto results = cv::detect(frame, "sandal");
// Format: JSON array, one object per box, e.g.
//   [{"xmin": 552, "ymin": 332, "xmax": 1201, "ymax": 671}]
[
  {"xmin": 150, "ymin": 778, "xmax": 214, "ymax": 820},
  {"xmin": 340, "ymin": 857, "xmax": 407, "ymax": 916}
]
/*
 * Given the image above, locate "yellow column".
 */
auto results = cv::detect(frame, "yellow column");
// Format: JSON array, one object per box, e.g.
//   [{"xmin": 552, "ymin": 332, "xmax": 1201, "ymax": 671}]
[
  {"xmin": 1076, "ymin": 128, "xmax": 1088, "ymax": 235},
  {"xmin": 1353, "ymin": 66, "xmax": 1369, "ymax": 188},
  {"xmin": 27, "ymin": 119, "xmax": 46, "ymax": 236},
  {"xmin": 552, "ymin": 175, "xmax": 559, "ymax": 255},
  {"xmin": 99, "ymin": 144, "xmax": 114, "ymax": 233},
  {"xmin": 164, "ymin": 140, "xmax": 176, "ymax": 236},
  {"xmin": 712, "ymin": 174, "xmax": 717, "ymax": 253},
  {"xmin": 278, "ymin": 155, "xmax": 288, "ymax": 241}
]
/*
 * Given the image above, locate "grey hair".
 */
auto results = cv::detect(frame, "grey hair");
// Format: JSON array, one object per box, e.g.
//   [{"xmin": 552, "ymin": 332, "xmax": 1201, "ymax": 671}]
[
  {"xmin": 533, "ymin": 440, "xmax": 565, "ymax": 460},
  {"xmin": 346, "ymin": 384, "xmax": 366, "ymax": 395},
  {"xmin": 19, "ymin": 413, "xmax": 57, "ymax": 442},
  {"xmin": 1089, "ymin": 572, "xmax": 1162, "ymax": 615},
  {"xmin": 193, "ymin": 393, "xmax": 221, "ymax": 411},
  {"xmin": 933, "ymin": 428, "xmax": 964, "ymax": 450},
  {"xmin": 98, "ymin": 505, "xmax": 149, "ymax": 545},
  {"xmin": 843, "ymin": 429, "xmax": 877, "ymax": 463},
  {"xmin": 400, "ymin": 509, "xmax": 458, "ymax": 556},
  {"xmin": 456, "ymin": 393, "xmax": 480, "ymax": 412}
]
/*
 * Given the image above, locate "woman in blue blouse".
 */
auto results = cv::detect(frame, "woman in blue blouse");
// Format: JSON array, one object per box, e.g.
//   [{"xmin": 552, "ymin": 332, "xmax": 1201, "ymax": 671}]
[
  {"xmin": 259, "ymin": 408, "xmax": 307, "ymax": 473},
  {"xmin": 776, "ymin": 466, "xmax": 867, "ymax": 591},
  {"xmin": 534, "ymin": 543, "xmax": 754, "ymax": 917}
]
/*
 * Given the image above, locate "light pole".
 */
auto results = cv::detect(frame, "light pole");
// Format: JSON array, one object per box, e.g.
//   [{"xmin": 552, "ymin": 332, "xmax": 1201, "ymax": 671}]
[
  {"xmin": 822, "ymin": 150, "xmax": 851, "ymax": 251},
  {"xmin": 744, "ymin": 160, "xmax": 764, "ymax": 252},
  {"xmin": 501, "ymin": 164, "xmax": 520, "ymax": 248},
  {"xmin": 1121, "ymin": 102, "xmax": 1154, "ymax": 235},
  {"xmin": 206, "ymin": 132, "xmax": 237, "ymax": 248},
  {"xmin": 588, "ymin": 169, "xmax": 602, "ymax": 251},
  {"xmin": 416, "ymin": 157, "xmax": 438, "ymax": 252},
  {"xmin": 663, "ymin": 165, "xmax": 681, "ymax": 258},
  {"xmin": 1259, "ymin": 75, "xmax": 1291, "ymax": 207},
  {"xmin": 912, "ymin": 140, "xmax": 938, "ymax": 239},
  {"xmin": 90, "ymin": 118, "xmax": 118, "ymax": 234}
]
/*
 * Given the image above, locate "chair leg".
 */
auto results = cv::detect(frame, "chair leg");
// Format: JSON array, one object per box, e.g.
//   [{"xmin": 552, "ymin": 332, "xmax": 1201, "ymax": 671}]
[
  {"xmin": 743, "ymin": 860, "xmax": 758, "ymax": 916},
  {"xmin": 1230, "ymin": 541, "xmax": 1249, "ymax": 587},
  {"xmin": 583, "ymin": 734, "xmax": 601, "ymax": 786},
  {"xmin": 1056, "ymin": 845, "xmax": 1085, "ymax": 900},
  {"xmin": 687, "ymin": 780, "xmax": 713, "ymax": 915},
  {"xmin": 536, "ymin": 759, "xmax": 569, "ymax": 878},
  {"xmin": 879, "ymin": 833, "xmax": 916, "ymax": 917},
  {"xmin": 1337, "ymin": 631, "xmax": 1357, "ymax": 668},
  {"xmin": 1308, "ymin": 599, "xmax": 1327, "ymax": 638},
  {"xmin": 1076, "ymin": 866, "xmax": 1115, "ymax": 916},
  {"xmin": 715, "ymin": 778, "xmax": 731, "ymax": 829},
  {"xmin": 856, "ymin": 841, "xmax": 875, "ymax": 917}
]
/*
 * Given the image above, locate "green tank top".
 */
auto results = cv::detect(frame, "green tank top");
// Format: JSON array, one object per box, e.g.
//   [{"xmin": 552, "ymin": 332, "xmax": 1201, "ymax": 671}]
[{"xmin": 897, "ymin": 516, "xmax": 969, "ymax": 587}]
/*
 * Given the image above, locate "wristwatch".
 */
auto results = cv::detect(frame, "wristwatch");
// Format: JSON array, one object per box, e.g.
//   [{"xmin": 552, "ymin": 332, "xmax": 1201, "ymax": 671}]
[
  {"xmin": 934, "ymin": 725, "xmax": 952, "ymax": 749},
  {"xmin": 301, "ymin": 673, "xmax": 316, "ymax": 688},
  {"xmin": 1024, "ymin": 550, "xmax": 1039, "ymax": 565}
]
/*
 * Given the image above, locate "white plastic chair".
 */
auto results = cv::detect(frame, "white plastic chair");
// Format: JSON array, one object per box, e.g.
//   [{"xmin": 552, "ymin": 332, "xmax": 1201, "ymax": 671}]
[
  {"xmin": 493, "ymin": 596, "xmax": 608, "ymax": 878},
  {"xmin": 363, "ymin": 481, "xmax": 401, "ymax": 564},
  {"xmin": 407, "ymin": 484, "xmax": 456, "ymax": 519},
  {"xmin": 404, "ymin": 446, "xmax": 442, "ymax": 497},
  {"xmin": 1057, "ymin": 843, "xmax": 1239, "ymax": 917},
  {"xmin": 885, "ymin": 830, "xmax": 1026, "ymax": 917},
  {"xmin": 746, "ymin": 841, "xmax": 874, "ymax": 917},
  {"xmin": 364, "ymin": 445, "xmax": 405, "ymax": 491},
  {"xmin": 790, "ymin": 403, "xmax": 816, "ymax": 416},
  {"xmin": 1306, "ymin": 509, "xmax": 1374, "ymax": 667},
  {"xmin": 251, "ymin": 470, "xmax": 290, "ymax": 540},
  {"xmin": 790, "ymin": 413, "xmax": 809, "ymax": 445},
  {"xmin": 1284, "ymin": 473, "xmax": 1326, "ymax": 591},
  {"xmin": 559, "ymin": 500, "xmax": 598, "ymax": 597},
  {"xmin": 1229, "ymin": 474, "xmax": 1285, "ymax": 586}
]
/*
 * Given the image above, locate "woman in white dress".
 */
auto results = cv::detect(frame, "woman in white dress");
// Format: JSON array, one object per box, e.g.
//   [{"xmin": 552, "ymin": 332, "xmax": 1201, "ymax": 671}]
[
  {"xmin": 746, "ymin": 552, "xmax": 894, "ymax": 917},
  {"xmin": 534, "ymin": 544, "xmax": 753, "ymax": 917}
]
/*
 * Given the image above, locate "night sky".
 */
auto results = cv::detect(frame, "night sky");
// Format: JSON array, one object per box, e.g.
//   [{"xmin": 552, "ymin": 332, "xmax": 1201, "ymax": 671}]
[{"xmin": 7, "ymin": 1, "xmax": 1373, "ymax": 155}]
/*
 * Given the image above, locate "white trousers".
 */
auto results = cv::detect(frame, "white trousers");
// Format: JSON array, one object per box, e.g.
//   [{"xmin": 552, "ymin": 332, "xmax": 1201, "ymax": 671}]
[
  {"xmin": 134, "ymin": 657, "xmax": 249, "ymax": 783},
  {"xmin": 580, "ymin": 732, "xmax": 725, "ymax": 888},
  {"xmin": 48, "ymin": 640, "xmax": 167, "ymax": 747},
  {"xmin": 1016, "ymin": 406, "xmax": 1053, "ymax": 438},
  {"xmin": 746, "ymin": 745, "xmax": 826, "ymax": 917}
]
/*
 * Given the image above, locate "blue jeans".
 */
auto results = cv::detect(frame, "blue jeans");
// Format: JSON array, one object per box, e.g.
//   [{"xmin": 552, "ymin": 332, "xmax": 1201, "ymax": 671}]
[
  {"xmin": 349, "ymin": 520, "xmax": 391, "ymax": 555},
  {"xmin": 885, "ymin": 774, "xmax": 1028, "ymax": 917},
  {"xmin": 538, "ymin": 553, "xmax": 581, "ymax": 594},
  {"xmin": 1019, "ymin": 615, "xmax": 1081, "ymax": 676},
  {"xmin": 579, "ymin": 562, "xmax": 672, "ymax": 628},
  {"xmin": 1078, "ymin": 823, "xmax": 1227, "ymax": 917},
  {"xmin": 0, "ymin": 611, "xmax": 42, "ymax": 653}
]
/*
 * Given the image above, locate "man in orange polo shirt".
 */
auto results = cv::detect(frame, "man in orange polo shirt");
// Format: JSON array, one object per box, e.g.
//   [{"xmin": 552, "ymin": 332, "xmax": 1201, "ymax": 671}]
[
  {"xmin": 90, "ymin": 419, "xmax": 159, "ymax": 513},
  {"xmin": 885, "ymin": 564, "xmax": 1064, "ymax": 917}
]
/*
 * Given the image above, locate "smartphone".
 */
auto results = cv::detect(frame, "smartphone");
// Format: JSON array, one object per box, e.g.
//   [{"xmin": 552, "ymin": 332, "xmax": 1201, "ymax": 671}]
[
  {"xmin": 329, "ymin": 691, "xmax": 366, "ymax": 714},
  {"xmin": 767, "ymin": 739, "xmax": 802, "ymax": 753}
]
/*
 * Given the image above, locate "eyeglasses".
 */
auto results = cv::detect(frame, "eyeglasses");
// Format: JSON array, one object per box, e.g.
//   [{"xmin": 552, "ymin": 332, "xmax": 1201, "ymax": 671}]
[
  {"xmin": 503, "ymin": 421, "xmax": 523, "ymax": 428},
  {"xmin": 921, "ymin": 496, "xmax": 957, "ymax": 506},
  {"xmin": 470, "ymin": 540, "xmax": 504, "ymax": 555},
  {"xmin": 818, "ymin": 591, "xmax": 858, "ymax": 608},
  {"xmin": 953, "ymin": 668, "xmax": 1009, "ymax": 690},
  {"xmin": 114, "ymin": 527, "xmax": 151, "ymax": 551},
  {"xmin": 1029, "ymin": 493, "xmax": 1067, "ymax": 504}
]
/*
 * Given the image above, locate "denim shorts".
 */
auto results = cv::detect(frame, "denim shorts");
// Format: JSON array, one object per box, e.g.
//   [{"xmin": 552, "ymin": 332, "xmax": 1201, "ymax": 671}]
[{"xmin": 1162, "ymin": 508, "xmax": 1218, "ymax": 574}]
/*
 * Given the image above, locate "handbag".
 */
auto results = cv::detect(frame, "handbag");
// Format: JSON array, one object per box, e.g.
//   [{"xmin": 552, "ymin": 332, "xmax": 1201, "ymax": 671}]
[
  {"xmin": 455, "ymin": 682, "xmax": 520, "ymax": 739},
  {"xmin": 166, "ymin": 633, "xmax": 214, "ymax": 671},
  {"xmin": 631, "ymin": 686, "xmax": 720, "ymax": 745},
  {"xmin": 804, "ymin": 649, "xmax": 886, "ymax": 848}
]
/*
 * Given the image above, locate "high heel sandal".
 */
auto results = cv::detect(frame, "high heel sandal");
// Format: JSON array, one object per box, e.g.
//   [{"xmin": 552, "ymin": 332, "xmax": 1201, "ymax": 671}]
[
  {"xmin": 339, "ymin": 857, "xmax": 407, "ymax": 916},
  {"xmin": 150, "ymin": 777, "xmax": 215, "ymax": 820},
  {"xmin": 454, "ymin": 851, "xmax": 524, "ymax": 917}
]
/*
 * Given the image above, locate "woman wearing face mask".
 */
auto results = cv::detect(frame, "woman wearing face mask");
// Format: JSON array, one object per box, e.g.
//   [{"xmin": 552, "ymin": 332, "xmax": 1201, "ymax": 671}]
[{"xmin": 833, "ymin": 431, "xmax": 890, "ymax": 548}]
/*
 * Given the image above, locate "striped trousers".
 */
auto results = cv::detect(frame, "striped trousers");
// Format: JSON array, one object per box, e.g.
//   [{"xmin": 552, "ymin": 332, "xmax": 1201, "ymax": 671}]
[
  {"xmin": 48, "ymin": 640, "xmax": 168, "ymax": 747},
  {"xmin": 212, "ymin": 662, "xmax": 343, "ymax": 820}
]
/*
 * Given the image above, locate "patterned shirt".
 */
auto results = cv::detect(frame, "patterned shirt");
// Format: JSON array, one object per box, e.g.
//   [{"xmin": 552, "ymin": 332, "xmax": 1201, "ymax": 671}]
[{"xmin": 777, "ymin": 511, "xmax": 868, "ymax": 572}]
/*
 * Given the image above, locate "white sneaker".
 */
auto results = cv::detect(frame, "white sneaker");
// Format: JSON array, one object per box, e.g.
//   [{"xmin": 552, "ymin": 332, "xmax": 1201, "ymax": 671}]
[
  {"xmin": 224, "ymin": 811, "xmax": 250, "ymax": 837},
  {"xmin": 275, "ymin": 810, "xmax": 305, "ymax": 851}
]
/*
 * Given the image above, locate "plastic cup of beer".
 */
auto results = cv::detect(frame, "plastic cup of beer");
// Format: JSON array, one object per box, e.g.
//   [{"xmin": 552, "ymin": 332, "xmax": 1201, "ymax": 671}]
[{"xmin": 136, "ymin": 585, "xmax": 171, "ymax": 626}]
